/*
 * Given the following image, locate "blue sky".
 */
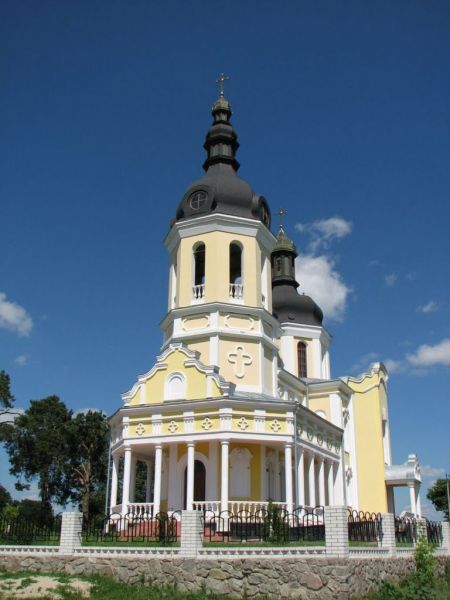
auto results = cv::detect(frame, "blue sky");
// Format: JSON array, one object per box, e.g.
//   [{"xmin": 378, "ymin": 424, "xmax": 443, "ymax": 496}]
[{"xmin": 1, "ymin": 1, "xmax": 449, "ymax": 518}]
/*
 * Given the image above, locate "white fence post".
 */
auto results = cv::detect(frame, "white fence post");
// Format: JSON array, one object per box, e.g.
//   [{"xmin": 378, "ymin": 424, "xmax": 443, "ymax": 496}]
[
  {"xmin": 324, "ymin": 505, "xmax": 349, "ymax": 557},
  {"xmin": 180, "ymin": 510, "xmax": 203, "ymax": 557},
  {"xmin": 59, "ymin": 511, "xmax": 82, "ymax": 555},
  {"xmin": 380, "ymin": 513, "xmax": 396, "ymax": 554},
  {"xmin": 440, "ymin": 521, "xmax": 450, "ymax": 551}
]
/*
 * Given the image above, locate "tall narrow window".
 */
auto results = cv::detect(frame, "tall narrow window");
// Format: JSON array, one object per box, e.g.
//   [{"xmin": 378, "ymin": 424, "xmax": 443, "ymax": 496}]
[
  {"xmin": 297, "ymin": 342, "xmax": 307, "ymax": 378},
  {"xmin": 193, "ymin": 243, "xmax": 205, "ymax": 300},
  {"xmin": 229, "ymin": 242, "xmax": 243, "ymax": 300}
]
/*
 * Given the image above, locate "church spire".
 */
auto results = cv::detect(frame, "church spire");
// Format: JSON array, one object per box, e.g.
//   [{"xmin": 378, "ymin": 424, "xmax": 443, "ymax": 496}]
[{"xmin": 203, "ymin": 74, "xmax": 240, "ymax": 172}]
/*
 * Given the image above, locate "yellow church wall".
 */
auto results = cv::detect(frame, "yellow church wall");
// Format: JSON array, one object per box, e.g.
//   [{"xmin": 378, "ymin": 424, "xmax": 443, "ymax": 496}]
[
  {"xmin": 186, "ymin": 339, "xmax": 209, "ymax": 364},
  {"xmin": 176, "ymin": 231, "xmax": 262, "ymax": 308},
  {"xmin": 219, "ymin": 338, "xmax": 260, "ymax": 386},
  {"xmin": 308, "ymin": 396, "xmax": 330, "ymax": 421},
  {"xmin": 348, "ymin": 374, "xmax": 388, "ymax": 513}
]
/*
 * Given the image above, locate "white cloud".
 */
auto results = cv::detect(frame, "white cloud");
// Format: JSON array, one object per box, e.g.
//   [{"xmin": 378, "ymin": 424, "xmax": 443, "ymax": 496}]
[
  {"xmin": 295, "ymin": 254, "xmax": 351, "ymax": 321},
  {"xmin": 407, "ymin": 338, "xmax": 450, "ymax": 367},
  {"xmin": 14, "ymin": 355, "xmax": 27, "ymax": 366},
  {"xmin": 0, "ymin": 292, "xmax": 33, "ymax": 336},
  {"xmin": 384, "ymin": 273, "xmax": 398, "ymax": 287},
  {"xmin": 417, "ymin": 301, "xmax": 438, "ymax": 314},
  {"xmin": 420, "ymin": 465, "xmax": 446, "ymax": 478},
  {"xmin": 295, "ymin": 216, "xmax": 352, "ymax": 252},
  {"xmin": 383, "ymin": 358, "xmax": 404, "ymax": 374},
  {"xmin": 350, "ymin": 352, "xmax": 379, "ymax": 374}
]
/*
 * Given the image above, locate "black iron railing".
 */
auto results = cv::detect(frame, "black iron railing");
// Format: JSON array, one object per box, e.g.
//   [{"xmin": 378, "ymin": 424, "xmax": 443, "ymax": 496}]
[
  {"xmin": 347, "ymin": 510, "xmax": 382, "ymax": 544},
  {"xmin": 0, "ymin": 513, "xmax": 62, "ymax": 545},
  {"xmin": 202, "ymin": 506, "xmax": 325, "ymax": 544},
  {"xmin": 426, "ymin": 519, "xmax": 442, "ymax": 545},
  {"xmin": 82, "ymin": 511, "xmax": 180, "ymax": 545},
  {"xmin": 394, "ymin": 516, "xmax": 417, "ymax": 545}
]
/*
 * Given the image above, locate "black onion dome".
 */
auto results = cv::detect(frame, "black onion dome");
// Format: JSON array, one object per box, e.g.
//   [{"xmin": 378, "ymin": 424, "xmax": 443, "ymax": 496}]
[
  {"xmin": 174, "ymin": 95, "xmax": 271, "ymax": 228},
  {"xmin": 271, "ymin": 227, "xmax": 323, "ymax": 326}
]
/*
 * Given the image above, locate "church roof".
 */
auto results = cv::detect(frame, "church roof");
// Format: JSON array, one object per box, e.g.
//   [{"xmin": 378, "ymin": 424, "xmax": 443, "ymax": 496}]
[{"xmin": 173, "ymin": 93, "xmax": 271, "ymax": 228}]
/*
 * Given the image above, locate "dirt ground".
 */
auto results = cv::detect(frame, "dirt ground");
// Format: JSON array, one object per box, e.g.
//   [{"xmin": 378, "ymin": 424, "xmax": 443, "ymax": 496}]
[{"xmin": 0, "ymin": 575, "xmax": 92, "ymax": 599}]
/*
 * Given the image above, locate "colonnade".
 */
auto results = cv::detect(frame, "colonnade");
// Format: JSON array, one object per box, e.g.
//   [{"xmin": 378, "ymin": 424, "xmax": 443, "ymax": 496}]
[{"xmin": 109, "ymin": 442, "xmax": 342, "ymax": 516}]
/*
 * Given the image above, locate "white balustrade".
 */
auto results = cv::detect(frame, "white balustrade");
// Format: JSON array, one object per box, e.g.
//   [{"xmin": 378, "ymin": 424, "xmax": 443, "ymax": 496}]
[
  {"xmin": 193, "ymin": 500, "xmax": 287, "ymax": 516},
  {"xmin": 192, "ymin": 284, "xmax": 205, "ymax": 301},
  {"xmin": 127, "ymin": 502, "xmax": 155, "ymax": 518},
  {"xmin": 229, "ymin": 283, "xmax": 244, "ymax": 300}
]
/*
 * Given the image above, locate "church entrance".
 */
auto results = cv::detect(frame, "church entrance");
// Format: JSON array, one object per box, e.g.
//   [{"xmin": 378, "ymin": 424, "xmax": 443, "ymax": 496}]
[{"xmin": 183, "ymin": 460, "xmax": 206, "ymax": 508}]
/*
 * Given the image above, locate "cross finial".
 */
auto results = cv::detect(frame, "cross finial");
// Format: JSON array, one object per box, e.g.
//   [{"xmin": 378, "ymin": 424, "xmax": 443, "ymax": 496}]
[
  {"xmin": 277, "ymin": 208, "xmax": 287, "ymax": 229},
  {"xmin": 216, "ymin": 73, "xmax": 230, "ymax": 98}
]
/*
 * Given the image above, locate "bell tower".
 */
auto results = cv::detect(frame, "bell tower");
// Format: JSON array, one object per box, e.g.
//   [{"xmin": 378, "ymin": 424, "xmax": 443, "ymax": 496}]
[{"xmin": 161, "ymin": 85, "xmax": 280, "ymax": 395}]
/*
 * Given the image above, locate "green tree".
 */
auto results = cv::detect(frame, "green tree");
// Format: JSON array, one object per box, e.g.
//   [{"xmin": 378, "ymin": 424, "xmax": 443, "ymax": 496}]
[
  {"xmin": 0, "ymin": 485, "xmax": 12, "ymax": 512},
  {"xmin": 0, "ymin": 370, "xmax": 14, "ymax": 414},
  {"xmin": 65, "ymin": 410, "xmax": 109, "ymax": 520},
  {"xmin": 426, "ymin": 478, "xmax": 449, "ymax": 520},
  {"xmin": 2, "ymin": 396, "xmax": 72, "ymax": 507}
]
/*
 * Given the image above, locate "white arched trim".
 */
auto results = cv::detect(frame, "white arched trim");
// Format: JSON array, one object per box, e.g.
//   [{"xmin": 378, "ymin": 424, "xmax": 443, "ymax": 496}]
[{"xmin": 164, "ymin": 372, "xmax": 186, "ymax": 400}]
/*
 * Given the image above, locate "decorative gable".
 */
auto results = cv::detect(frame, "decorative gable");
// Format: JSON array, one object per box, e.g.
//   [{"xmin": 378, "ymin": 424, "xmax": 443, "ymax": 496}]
[{"xmin": 122, "ymin": 343, "xmax": 234, "ymax": 406}]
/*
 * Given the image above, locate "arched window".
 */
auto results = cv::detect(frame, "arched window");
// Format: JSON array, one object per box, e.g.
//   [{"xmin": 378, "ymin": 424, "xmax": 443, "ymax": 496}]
[
  {"xmin": 193, "ymin": 243, "xmax": 205, "ymax": 300},
  {"xmin": 297, "ymin": 342, "xmax": 307, "ymax": 378},
  {"xmin": 165, "ymin": 372, "xmax": 186, "ymax": 400},
  {"xmin": 229, "ymin": 242, "xmax": 243, "ymax": 300}
]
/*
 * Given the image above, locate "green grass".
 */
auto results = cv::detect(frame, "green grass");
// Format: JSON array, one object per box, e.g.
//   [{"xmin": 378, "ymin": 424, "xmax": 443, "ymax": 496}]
[
  {"xmin": 0, "ymin": 571, "xmax": 240, "ymax": 600},
  {"xmin": 203, "ymin": 539, "xmax": 325, "ymax": 547},
  {"xmin": 81, "ymin": 538, "xmax": 180, "ymax": 547}
]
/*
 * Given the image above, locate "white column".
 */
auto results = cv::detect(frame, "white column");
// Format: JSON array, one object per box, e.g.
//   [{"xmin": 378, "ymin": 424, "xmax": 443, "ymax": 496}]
[
  {"xmin": 168, "ymin": 444, "xmax": 177, "ymax": 510},
  {"xmin": 409, "ymin": 483, "xmax": 417, "ymax": 516},
  {"xmin": 308, "ymin": 453, "xmax": 316, "ymax": 507},
  {"xmin": 274, "ymin": 451, "xmax": 281, "ymax": 501},
  {"xmin": 296, "ymin": 448, "xmax": 305, "ymax": 506},
  {"xmin": 186, "ymin": 442, "xmax": 195, "ymax": 510},
  {"xmin": 318, "ymin": 457, "xmax": 325, "ymax": 506},
  {"xmin": 121, "ymin": 447, "xmax": 132, "ymax": 516},
  {"xmin": 153, "ymin": 445, "xmax": 163, "ymax": 514},
  {"xmin": 260, "ymin": 445, "xmax": 267, "ymax": 501},
  {"xmin": 284, "ymin": 444, "xmax": 293, "ymax": 512},
  {"xmin": 209, "ymin": 441, "xmax": 219, "ymax": 502},
  {"xmin": 129, "ymin": 456, "xmax": 137, "ymax": 503},
  {"xmin": 415, "ymin": 484, "xmax": 422, "ymax": 517},
  {"xmin": 312, "ymin": 338, "xmax": 322, "ymax": 377},
  {"xmin": 145, "ymin": 460, "xmax": 152, "ymax": 503},
  {"xmin": 110, "ymin": 453, "xmax": 119, "ymax": 511},
  {"xmin": 327, "ymin": 461, "xmax": 334, "ymax": 506},
  {"xmin": 220, "ymin": 441, "xmax": 229, "ymax": 513}
]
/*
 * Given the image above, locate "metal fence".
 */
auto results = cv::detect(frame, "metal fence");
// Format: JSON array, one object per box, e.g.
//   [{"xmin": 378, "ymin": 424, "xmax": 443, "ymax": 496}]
[
  {"xmin": 426, "ymin": 519, "xmax": 442, "ymax": 545},
  {"xmin": 202, "ymin": 506, "xmax": 325, "ymax": 544},
  {"xmin": 82, "ymin": 511, "xmax": 180, "ymax": 545},
  {"xmin": 394, "ymin": 516, "xmax": 417, "ymax": 545},
  {"xmin": 347, "ymin": 510, "xmax": 382, "ymax": 544},
  {"xmin": 0, "ymin": 513, "xmax": 62, "ymax": 545}
]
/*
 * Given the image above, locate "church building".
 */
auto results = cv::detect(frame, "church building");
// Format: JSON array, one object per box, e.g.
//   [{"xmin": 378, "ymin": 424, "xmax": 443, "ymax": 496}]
[{"xmin": 109, "ymin": 83, "xmax": 422, "ymax": 519}]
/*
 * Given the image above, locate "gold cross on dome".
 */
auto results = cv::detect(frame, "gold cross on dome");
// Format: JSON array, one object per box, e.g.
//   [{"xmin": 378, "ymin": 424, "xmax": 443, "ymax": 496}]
[
  {"xmin": 277, "ymin": 208, "xmax": 287, "ymax": 229},
  {"xmin": 216, "ymin": 73, "xmax": 230, "ymax": 98}
]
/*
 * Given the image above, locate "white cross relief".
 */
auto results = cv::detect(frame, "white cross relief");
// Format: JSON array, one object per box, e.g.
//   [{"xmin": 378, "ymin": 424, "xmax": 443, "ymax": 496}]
[
  {"xmin": 227, "ymin": 345, "xmax": 252, "ymax": 379},
  {"xmin": 136, "ymin": 423, "xmax": 146, "ymax": 436},
  {"xmin": 168, "ymin": 420, "xmax": 178, "ymax": 433}
]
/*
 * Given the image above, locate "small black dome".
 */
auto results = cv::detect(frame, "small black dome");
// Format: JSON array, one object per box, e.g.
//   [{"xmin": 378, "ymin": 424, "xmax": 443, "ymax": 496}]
[
  {"xmin": 272, "ymin": 285, "xmax": 324, "ymax": 326},
  {"xmin": 173, "ymin": 95, "xmax": 271, "ymax": 229},
  {"xmin": 271, "ymin": 227, "xmax": 324, "ymax": 327}
]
